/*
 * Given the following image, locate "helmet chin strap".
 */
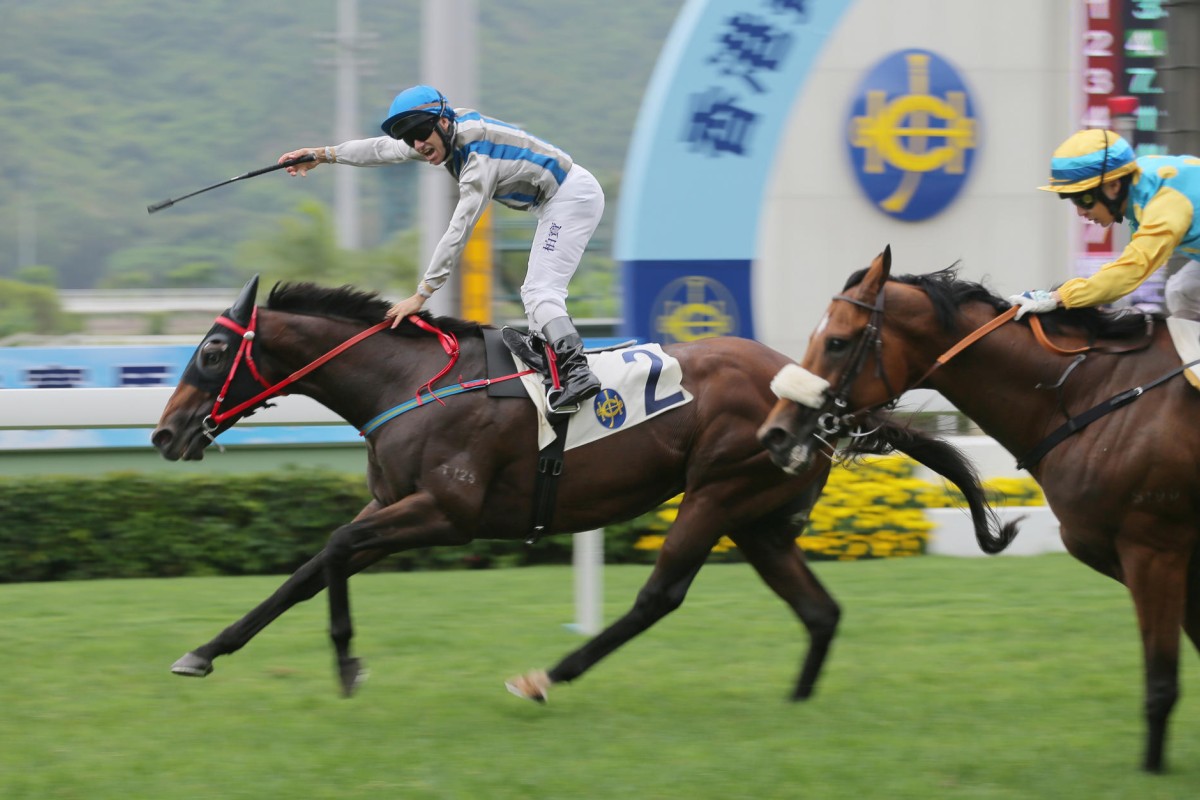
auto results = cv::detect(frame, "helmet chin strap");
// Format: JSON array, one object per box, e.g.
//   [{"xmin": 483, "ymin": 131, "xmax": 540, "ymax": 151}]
[
  {"xmin": 436, "ymin": 116, "xmax": 458, "ymax": 167},
  {"xmin": 436, "ymin": 118, "xmax": 455, "ymax": 158},
  {"xmin": 1094, "ymin": 128, "xmax": 1129, "ymax": 223},
  {"xmin": 1101, "ymin": 176, "xmax": 1131, "ymax": 223}
]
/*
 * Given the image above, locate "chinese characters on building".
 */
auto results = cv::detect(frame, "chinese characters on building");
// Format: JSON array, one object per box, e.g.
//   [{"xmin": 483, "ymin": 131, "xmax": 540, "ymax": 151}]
[{"xmin": 685, "ymin": 0, "xmax": 811, "ymax": 157}]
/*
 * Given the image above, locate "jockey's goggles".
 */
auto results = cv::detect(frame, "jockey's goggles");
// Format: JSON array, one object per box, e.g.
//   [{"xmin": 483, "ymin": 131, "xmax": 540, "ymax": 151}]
[
  {"xmin": 399, "ymin": 118, "xmax": 438, "ymax": 148},
  {"xmin": 1065, "ymin": 190, "xmax": 1097, "ymax": 210}
]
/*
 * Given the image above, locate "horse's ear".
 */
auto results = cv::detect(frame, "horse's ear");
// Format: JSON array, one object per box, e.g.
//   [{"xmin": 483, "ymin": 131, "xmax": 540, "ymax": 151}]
[
  {"xmin": 859, "ymin": 246, "xmax": 892, "ymax": 299},
  {"xmin": 228, "ymin": 275, "xmax": 260, "ymax": 326}
]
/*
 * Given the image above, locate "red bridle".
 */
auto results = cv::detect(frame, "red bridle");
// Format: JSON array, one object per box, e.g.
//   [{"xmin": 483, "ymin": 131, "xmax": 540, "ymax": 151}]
[{"xmin": 203, "ymin": 311, "xmax": 458, "ymax": 434}]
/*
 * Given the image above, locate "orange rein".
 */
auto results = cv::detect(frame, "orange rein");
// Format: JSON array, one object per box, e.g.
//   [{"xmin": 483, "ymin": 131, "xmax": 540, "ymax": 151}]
[
  {"xmin": 914, "ymin": 305, "xmax": 1108, "ymax": 389},
  {"xmin": 912, "ymin": 306, "xmax": 1018, "ymax": 387},
  {"xmin": 1027, "ymin": 314, "xmax": 1094, "ymax": 355}
]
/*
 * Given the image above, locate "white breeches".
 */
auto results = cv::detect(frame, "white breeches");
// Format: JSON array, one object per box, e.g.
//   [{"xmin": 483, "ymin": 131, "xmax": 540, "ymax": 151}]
[
  {"xmin": 1165, "ymin": 260, "xmax": 1200, "ymax": 321},
  {"xmin": 521, "ymin": 165, "xmax": 605, "ymax": 330}
]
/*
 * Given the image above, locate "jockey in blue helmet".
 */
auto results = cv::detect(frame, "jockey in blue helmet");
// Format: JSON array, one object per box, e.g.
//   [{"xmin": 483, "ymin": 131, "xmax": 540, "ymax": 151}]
[
  {"xmin": 1010, "ymin": 128, "xmax": 1200, "ymax": 321},
  {"xmin": 278, "ymin": 84, "xmax": 604, "ymax": 412},
  {"xmin": 380, "ymin": 85, "xmax": 457, "ymax": 162}
]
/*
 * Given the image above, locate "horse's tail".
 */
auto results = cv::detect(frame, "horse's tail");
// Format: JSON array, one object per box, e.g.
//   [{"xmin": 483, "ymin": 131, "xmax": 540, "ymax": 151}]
[{"xmin": 842, "ymin": 414, "xmax": 1020, "ymax": 555}]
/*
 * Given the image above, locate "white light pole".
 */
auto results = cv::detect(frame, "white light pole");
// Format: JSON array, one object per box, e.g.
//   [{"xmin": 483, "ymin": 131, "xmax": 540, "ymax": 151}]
[{"xmin": 418, "ymin": 0, "xmax": 477, "ymax": 316}]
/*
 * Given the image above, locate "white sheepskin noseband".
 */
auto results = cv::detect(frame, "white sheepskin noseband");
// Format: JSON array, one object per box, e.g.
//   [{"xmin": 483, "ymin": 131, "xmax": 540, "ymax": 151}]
[{"xmin": 769, "ymin": 364, "xmax": 829, "ymax": 409}]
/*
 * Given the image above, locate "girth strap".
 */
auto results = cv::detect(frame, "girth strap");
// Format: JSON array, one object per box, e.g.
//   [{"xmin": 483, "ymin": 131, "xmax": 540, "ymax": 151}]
[
  {"xmin": 527, "ymin": 414, "xmax": 571, "ymax": 544},
  {"xmin": 1016, "ymin": 357, "xmax": 1200, "ymax": 470}
]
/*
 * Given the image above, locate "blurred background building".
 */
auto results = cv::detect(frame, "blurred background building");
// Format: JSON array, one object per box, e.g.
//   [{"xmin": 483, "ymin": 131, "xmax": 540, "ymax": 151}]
[
  {"xmin": 616, "ymin": 0, "xmax": 1195, "ymax": 358},
  {"xmin": 4, "ymin": 1, "xmax": 1198, "ymax": 427}
]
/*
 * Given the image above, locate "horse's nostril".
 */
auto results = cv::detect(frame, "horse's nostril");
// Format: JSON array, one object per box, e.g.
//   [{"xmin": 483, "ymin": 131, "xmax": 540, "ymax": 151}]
[
  {"xmin": 151, "ymin": 428, "xmax": 172, "ymax": 450},
  {"xmin": 760, "ymin": 427, "xmax": 786, "ymax": 451}
]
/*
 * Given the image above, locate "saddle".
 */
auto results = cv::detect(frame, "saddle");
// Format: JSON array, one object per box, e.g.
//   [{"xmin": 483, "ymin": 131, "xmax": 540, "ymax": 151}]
[
  {"xmin": 497, "ymin": 326, "xmax": 635, "ymax": 408},
  {"xmin": 483, "ymin": 327, "xmax": 634, "ymax": 543}
]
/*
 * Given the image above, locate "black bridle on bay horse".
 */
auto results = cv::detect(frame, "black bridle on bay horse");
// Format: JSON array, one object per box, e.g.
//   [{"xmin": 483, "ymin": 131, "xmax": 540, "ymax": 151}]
[{"xmin": 812, "ymin": 283, "xmax": 1200, "ymax": 470}]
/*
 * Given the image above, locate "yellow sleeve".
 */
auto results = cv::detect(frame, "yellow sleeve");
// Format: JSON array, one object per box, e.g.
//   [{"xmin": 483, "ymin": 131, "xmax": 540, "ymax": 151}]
[{"xmin": 1058, "ymin": 186, "xmax": 1194, "ymax": 308}]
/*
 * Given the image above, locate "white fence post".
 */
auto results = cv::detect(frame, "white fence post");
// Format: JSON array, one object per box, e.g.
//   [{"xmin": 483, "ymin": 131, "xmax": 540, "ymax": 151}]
[{"xmin": 569, "ymin": 529, "xmax": 603, "ymax": 635}]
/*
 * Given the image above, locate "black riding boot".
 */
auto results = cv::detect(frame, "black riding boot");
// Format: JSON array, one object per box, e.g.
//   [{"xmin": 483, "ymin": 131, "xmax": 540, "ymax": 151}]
[{"xmin": 543, "ymin": 316, "xmax": 601, "ymax": 412}]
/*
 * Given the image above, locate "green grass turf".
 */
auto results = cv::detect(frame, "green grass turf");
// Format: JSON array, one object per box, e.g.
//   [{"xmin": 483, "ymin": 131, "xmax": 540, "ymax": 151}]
[{"xmin": 1, "ymin": 554, "xmax": 1196, "ymax": 799}]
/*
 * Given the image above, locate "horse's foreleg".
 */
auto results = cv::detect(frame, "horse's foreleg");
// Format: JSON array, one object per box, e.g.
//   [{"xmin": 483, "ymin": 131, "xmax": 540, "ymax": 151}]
[
  {"xmin": 173, "ymin": 545, "xmax": 391, "ymax": 677},
  {"xmin": 323, "ymin": 491, "xmax": 463, "ymax": 697},
  {"xmin": 731, "ymin": 526, "xmax": 838, "ymax": 701},
  {"xmin": 173, "ymin": 502, "xmax": 384, "ymax": 678},
  {"xmin": 1120, "ymin": 542, "xmax": 1189, "ymax": 773}
]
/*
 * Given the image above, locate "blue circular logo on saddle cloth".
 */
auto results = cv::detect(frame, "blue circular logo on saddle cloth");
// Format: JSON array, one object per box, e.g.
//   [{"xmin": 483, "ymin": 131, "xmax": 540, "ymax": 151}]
[
  {"xmin": 592, "ymin": 388, "xmax": 627, "ymax": 430},
  {"xmin": 846, "ymin": 49, "xmax": 979, "ymax": 222}
]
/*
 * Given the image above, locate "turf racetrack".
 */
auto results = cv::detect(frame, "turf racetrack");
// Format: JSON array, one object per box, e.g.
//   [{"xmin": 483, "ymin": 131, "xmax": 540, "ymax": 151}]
[{"xmin": 1, "ymin": 555, "xmax": 1195, "ymax": 799}]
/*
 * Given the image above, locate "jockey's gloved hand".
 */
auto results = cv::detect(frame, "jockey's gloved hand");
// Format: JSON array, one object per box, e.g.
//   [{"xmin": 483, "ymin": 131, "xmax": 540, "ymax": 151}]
[{"xmin": 1008, "ymin": 289, "xmax": 1058, "ymax": 320}]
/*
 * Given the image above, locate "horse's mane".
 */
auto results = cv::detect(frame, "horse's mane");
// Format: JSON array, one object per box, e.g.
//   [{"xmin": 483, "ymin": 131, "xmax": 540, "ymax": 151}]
[
  {"xmin": 843, "ymin": 264, "xmax": 1159, "ymax": 340},
  {"xmin": 266, "ymin": 282, "xmax": 487, "ymax": 338}
]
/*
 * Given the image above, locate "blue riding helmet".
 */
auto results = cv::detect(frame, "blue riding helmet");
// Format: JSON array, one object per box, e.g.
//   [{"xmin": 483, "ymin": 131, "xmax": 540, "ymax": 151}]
[{"xmin": 381, "ymin": 85, "xmax": 455, "ymax": 140}]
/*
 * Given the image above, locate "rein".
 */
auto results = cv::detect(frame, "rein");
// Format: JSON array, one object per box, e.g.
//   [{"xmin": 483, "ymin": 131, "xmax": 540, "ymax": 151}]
[
  {"xmin": 821, "ymin": 299, "xmax": 1154, "ymax": 435},
  {"xmin": 815, "ymin": 292, "xmax": 1009, "ymax": 437},
  {"xmin": 205, "ymin": 311, "xmax": 532, "ymax": 438},
  {"xmin": 1028, "ymin": 315, "xmax": 1090, "ymax": 355},
  {"xmin": 1026, "ymin": 312, "xmax": 1155, "ymax": 357},
  {"xmin": 205, "ymin": 311, "xmax": 390, "ymax": 434},
  {"xmin": 912, "ymin": 306, "xmax": 1019, "ymax": 387},
  {"xmin": 817, "ymin": 287, "xmax": 1175, "ymax": 470}
]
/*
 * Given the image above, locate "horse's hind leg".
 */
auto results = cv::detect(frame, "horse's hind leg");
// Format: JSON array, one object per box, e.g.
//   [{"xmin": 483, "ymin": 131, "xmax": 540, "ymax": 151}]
[
  {"xmin": 730, "ymin": 524, "xmax": 838, "ymax": 701},
  {"xmin": 507, "ymin": 505, "xmax": 721, "ymax": 701}
]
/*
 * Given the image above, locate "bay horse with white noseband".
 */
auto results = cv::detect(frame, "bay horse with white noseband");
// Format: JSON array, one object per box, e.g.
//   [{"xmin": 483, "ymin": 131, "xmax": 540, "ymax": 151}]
[
  {"xmin": 758, "ymin": 245, "xmax": 1200, "ymax": 772},
  {"xmin": 152, "ymin": 275, "xmax": 1012, "ymax": 704}
]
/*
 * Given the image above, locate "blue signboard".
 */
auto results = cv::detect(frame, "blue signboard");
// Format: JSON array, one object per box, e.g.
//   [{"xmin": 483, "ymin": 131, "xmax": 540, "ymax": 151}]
[
  {"xmin": 0, "ymin": 345, "xmax": 363, "ymax": 451},
  {"xmin": 0, "ymin": 344, "xmax": 191, "ymax": 389},
  {"xmin": 615, "ymin": 0, "xmax": 854, "ymax": 343}
]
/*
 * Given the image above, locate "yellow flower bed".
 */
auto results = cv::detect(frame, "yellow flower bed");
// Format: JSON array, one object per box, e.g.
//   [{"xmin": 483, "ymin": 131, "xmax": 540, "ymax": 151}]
[{"xmin": 629, "ymin": 455, "xmax": 1044, "ymax": 561}]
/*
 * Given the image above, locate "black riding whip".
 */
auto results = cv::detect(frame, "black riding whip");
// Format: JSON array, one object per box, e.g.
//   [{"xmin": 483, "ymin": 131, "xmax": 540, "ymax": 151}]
[{"xmin": 147, "ymin": 154, "xmax": 317, "ymax": 214}]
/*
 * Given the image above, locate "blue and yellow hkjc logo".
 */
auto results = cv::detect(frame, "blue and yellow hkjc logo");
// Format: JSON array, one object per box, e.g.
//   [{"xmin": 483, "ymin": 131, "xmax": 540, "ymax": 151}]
[
  {"xmin": 846, "ymin": 49, "xmax": 978, "ymax": 222},
  {"xmin": 652, "ymin": 275, "xmax": 738, "ymax": 344},
  {"xmin": 593, "ymin": 388, "xmax": 627, "ymax": 430}
]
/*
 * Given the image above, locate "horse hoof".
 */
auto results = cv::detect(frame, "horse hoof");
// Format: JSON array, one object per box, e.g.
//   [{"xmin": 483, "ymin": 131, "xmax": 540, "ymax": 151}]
[
  {"xmin": 505, "ymin": 669, "xmax": 550, "ymax": 703},
  {"xmin": 171, "ymin": 652, "xmax": 213, "ymax": 677},
  {"xmin": 338, "ymin": 657, "xmax": 368, "ymax": 697}
]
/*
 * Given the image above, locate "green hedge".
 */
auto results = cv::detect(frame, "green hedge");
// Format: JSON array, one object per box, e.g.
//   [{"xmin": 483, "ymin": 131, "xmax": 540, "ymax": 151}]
[
  {"xmin": 0, "ymin": 469, "xmax": 655, "ymax": 583},
  {"xmin": 0, "ymin": 461, "xmax": 1046, "ymax": 583}
]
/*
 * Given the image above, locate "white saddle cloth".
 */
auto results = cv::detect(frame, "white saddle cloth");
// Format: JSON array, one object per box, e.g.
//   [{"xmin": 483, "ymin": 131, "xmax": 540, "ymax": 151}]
[{"xmin": 514, "ymin": 343, "xmax": 693, "ymax": 450}]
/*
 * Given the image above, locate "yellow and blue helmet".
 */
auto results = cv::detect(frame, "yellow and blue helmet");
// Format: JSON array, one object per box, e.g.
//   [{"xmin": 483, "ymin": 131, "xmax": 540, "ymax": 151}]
[
  {"xmin": 380, "ymin": 85, "xmax": 454, "ymax": 140},
  {"xmin": 1038, "ymin": 129, "xmax": 1139, "ymax": 194}
]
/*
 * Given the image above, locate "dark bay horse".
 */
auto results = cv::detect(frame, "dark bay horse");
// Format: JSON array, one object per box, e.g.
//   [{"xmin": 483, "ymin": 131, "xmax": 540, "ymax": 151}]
[
  {"xmin": 757, "ymin": 246, "xmax": 1200, "ymax": 772},
  {"xmin": 152, "ymin": 276, "xmax": 1012, "ymax": 703}
]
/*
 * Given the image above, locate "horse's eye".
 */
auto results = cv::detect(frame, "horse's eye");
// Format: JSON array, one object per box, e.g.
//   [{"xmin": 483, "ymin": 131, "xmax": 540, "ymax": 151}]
[
  {"xmin": 198, "ymin": 340, "xmax": 228, "ymax": 369},
  {"xmin": 826, "ymin": 337, "xmax": 851, "ymax": 355}
]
